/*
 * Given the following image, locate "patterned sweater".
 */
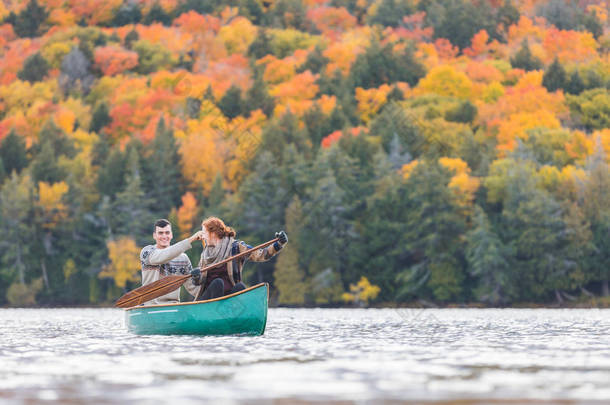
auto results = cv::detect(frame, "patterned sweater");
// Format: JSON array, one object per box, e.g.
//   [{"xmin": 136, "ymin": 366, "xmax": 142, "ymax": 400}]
[{"xmin": 140, "ymin": 238, "xmax": 199, "ymax": 305}]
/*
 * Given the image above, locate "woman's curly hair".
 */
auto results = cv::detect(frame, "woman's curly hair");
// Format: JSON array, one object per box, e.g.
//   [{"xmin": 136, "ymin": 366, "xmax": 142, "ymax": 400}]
[{"xmin": 201, "ymin": 217, "xmax": 236, "ymax": 239}]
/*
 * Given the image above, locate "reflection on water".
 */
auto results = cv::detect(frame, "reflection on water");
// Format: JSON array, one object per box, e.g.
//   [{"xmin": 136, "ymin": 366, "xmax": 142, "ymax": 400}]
[{"xmin": 0, "ymin": 308, "xmax": 609, "ymax": 404}]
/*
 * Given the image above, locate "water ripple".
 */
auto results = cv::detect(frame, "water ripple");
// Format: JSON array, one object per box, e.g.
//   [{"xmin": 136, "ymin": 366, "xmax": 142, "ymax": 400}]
[{"xmin": 0, "ymin": 308, "xmax": 609, "ymax": 404}]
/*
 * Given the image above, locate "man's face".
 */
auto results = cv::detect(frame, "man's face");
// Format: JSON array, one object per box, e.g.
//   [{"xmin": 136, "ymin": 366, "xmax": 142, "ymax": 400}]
[{"xmin": 153, "ymin": 225, "xmax": 172, "ymax": 248}]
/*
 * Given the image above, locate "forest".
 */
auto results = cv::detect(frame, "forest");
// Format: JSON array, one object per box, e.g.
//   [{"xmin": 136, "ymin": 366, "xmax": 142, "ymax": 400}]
[{"xmin": 0, "ymin": 0, "xmax": 608, "ymax": 307}]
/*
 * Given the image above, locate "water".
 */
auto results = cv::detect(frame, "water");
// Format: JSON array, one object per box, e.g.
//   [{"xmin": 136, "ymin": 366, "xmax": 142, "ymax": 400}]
[{"xmin": 0, "ymin": 308, "xmax": 609, "ymax": 404}]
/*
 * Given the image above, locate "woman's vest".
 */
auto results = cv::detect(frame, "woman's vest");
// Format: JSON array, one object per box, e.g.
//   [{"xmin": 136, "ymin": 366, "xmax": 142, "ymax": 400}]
[{"xmin": 200, "ymin": 241, "xmax": 245, "ymax": 291}]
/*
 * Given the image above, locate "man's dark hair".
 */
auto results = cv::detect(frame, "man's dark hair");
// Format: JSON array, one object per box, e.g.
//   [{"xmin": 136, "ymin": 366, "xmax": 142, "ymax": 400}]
[{"xmin": 154, "ymin": 219, "xmax": 171, "ymax": 231}]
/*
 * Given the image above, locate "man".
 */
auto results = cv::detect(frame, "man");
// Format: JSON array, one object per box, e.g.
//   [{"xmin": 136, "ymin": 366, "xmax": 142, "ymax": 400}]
[{"xmin": 140, "ymin": 218, "xmax": 203, "ymax": 305}]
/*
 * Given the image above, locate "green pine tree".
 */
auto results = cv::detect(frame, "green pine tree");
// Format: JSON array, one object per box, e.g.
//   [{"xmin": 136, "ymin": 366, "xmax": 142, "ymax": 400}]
[
  {"xmin": 17, "ymin": 52, "xmax": 50, "ymax": 83},
  {"xmin": 542, "ymin": 58, "xmax": 567, "ymax": 93},
  {"xmin": 510, "ymin": 40, "xmax": 542, "ymax": 71},
  {"xmin": 0, "ymin": 130, "xmax": 28, "ymax": 175},
  {"xmin": 218, "ymin": 85, "xmax": 245, "ymax": 119},
  {"xmin": 274, "ymin": 196, "xmax": 307, "ymax": 305}
]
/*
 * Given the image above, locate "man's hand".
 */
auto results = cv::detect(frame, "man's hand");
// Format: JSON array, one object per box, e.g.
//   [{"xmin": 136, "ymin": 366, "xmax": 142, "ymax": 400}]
[
  {"xmin": 188, "ymin": 231, "xmax": 204, "ymax": 244},
  {"xmin": 190, "ymin": 268, "xmax": 202, "ymax": 285},
  {"xmin": 275, "ymin": 231, "xmax": 288, "ymax": 245}
]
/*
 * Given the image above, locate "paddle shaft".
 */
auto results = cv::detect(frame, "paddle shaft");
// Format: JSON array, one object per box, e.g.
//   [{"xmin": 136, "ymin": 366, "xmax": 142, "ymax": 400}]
[{"xmin": 115, "ymin": 238, "xmax": 280, "ymax": 308}]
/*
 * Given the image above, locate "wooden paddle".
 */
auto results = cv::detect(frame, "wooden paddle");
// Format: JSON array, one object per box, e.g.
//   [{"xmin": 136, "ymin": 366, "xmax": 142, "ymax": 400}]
[{"xmin": 114, "ymin": 238, "xmax": 280, "ymax": 308}]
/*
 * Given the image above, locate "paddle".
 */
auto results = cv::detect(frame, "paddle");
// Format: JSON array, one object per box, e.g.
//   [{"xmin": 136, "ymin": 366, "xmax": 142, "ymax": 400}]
[{"xmin": 114, "ymin": 238, "xmax": 280, "ymax": 308}]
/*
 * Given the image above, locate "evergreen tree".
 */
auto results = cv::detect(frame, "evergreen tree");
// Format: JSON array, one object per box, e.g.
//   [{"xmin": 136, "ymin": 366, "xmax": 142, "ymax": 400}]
[
  {"xmin": 303, "ymin": 104, "xmax": 332, "ymax": 149},
  {"xmin": 90, "ymin": 102, "xmax": 111, "ymax": 134},
  {"xmin": 244, "ymin": 76, "xmax": 275, "ymax": 118},
  {"xmin": 0, "ymin": 157, "xmax": 5, "ymax": 184},
  {"xmin": 542, "ymin": 58, "xmax": 567, "ymax": 93},
  {"xmin": 425, "ymin": 0, "xmax": 497, "ymax": 49},
  {"xmin": 111, "ymin": 2, "xmax": 142, "ymax": 26},
  {"xmin": 144, "ymin": 2, "xmax": 171, "ymax": 25},
  {"xmin": 12, "ymin": 0, "xmax": 49, "ymax": 38},
  {"xmin": 296, "ymin": 46, "xmax": 329, "ymax": 74},
  {"xmin": 96, "ymin": 147, "xmax": 127, "ymax": 198},
  {"xmin": 111, "ymin": 148, "xmax": 154, "ymax": 244},
  {"xmin": 565, "ymin": 70, "xmax": 585, "ymax": 95},
  {"xmin": 17, "ymin": 52, "xmax": 50, "ymax": 83},
  {"xmin": 247, "ymin": 29, "xmax": 274, "ymax": 59},
  {"xmin": 218, "ymin": 85, "xmax": 244, "ymax": 119},
  {"xmin": 240, "ymin": 0, "xmax": 265, "ymax": 24},
  {"xmin": 367, "ymin": 0, "xmax": 413, "ymax": 27},
  {"xmin": 466, "ymin": 206, "xmax": 511, "ymax": 304},
  {"xmin": 274, "ymin": 196, "xmax": 307, "ymax": 305},
  {"xmin": 0, "ymin": 130, "xmax": 28, "ymax": 175},
  {"xmin": 582, "ymin": 145, "xmax": 610, "ymax": 296},
  {"xmin": 369, "ymin": 102, "xmax": 423, "ymax": 157},
  {"xmin": 205, "ymin": 173, "xmax": 225, "ymax": 217},
  {"xmin": 124, "ymin": 29, "xmax": 139, "ymax": 49},
  {"xmin": 395, "ymin": 160, "xmax": 466, "ymax": 301},
  {"xmin": 510, "ymin": 40, "xmax": 542, "ymax": 71},
  {"xmin": 143, "ymin": 117, "xmax": 184, "ymax": 216},
  {"xmin": 444, "ymin": 100, "xmax": 477, "ymax": 123},
  {"xmin": 350, "ymin": 39, "xmax": 425, "ymax": 89}
]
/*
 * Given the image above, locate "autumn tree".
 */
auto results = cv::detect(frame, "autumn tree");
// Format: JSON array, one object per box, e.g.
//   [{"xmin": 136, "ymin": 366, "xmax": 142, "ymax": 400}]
[{"xmin": 99, "ymin": 236, "xmax": 141, "ymax": 288}]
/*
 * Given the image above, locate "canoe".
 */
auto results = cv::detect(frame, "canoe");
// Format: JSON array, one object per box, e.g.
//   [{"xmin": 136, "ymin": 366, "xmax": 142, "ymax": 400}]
[{"xmin": 124, "ymin": 283, "xmax": 268, "ymax": 336}]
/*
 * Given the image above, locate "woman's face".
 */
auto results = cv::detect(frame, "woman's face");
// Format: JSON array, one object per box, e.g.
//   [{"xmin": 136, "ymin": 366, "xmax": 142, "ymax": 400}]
[{"xmin": 201, "ymin": 226, "xmax": 210, "ymax": 245}]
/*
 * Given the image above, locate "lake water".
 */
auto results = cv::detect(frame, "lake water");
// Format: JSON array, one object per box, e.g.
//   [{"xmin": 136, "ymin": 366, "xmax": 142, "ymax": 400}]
[{"xmin": 0, "ymin": 308, "xmax": 608, "ymax": 404}]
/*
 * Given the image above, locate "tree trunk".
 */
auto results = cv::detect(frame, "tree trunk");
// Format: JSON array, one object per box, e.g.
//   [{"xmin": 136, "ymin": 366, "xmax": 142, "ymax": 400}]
[
  {"xmin": 602, "ymin": 280, "xmax": 609, "ymax": 297},
  {"xmin": 17, "ymin": 244, "xmax": 25, "ymax": 285},
  {"xmin": 580, "ymin": 286, "xmax": 594, "ymax": 297},
  {"xmin": 555, "ymin": 289, "xmax": 564, "ymax": 305},
  {"xmin": 41, "ymin": 259, "xmax": 50, "ymax": 290}
]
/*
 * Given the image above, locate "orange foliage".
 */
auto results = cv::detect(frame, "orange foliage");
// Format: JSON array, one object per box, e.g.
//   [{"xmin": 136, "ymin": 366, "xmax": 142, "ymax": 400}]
[
  {"xmin": 355, "ymin": 84, "xmax": 392, "ymax": 123},
  {"xmin": 203, "ymin": 54, "xmax": 251, "ymax": 99},
  {"xmin": 307, "ymin": 6, "xmax": 357, "ymax": 34},
  {"xmin": 323, "ymin": 28, "xmax": 370, "ymax": 75},
  {"xmin": 434, "ymin": 38, "xmax": 459, "ymax": 60},
  {"xmin": 542, "ymin": 27, "xmax": 598, "ymax": 64},
  {"xmin": 270, "ymin": 71, "xmax": 319, "ymax": 116},
  {"xmin": 565, "ymin": 130, "xmax": 593, "ymax": 163},
  {"xmin": 463, "ymin": 30, "xmax": 490, "ymax": 58},
  {"xmin": 0, "ymin": 24, "xmax": 16, "ymax": 48},
  {"xmin": 321, "ymin": 127, "xmax": 367, "ymax": 148},
  {"xmin": 69, "ymin": 0, "xmax": 122, "ymax": 25},
  {"xmin": 177, "ymin": 192, "xmax": 199, "ymax": 239},
  {"xmin": 496, "ymin": 110, "xmax": 561, "ymax": 154},
  {"xmin": 465, "ymin": 61, "xmax": 504, "ymax": 83},
  {"xmin": 401, "ymin": 160, "xmax": 419, "ymax": 179},
  {"xmin": 94, "ymin": 45, "xmax": 138, "ymax": 76},
  {"xmin": 0, "ymin": 38, "xmax": 41, "ymax": 85},
  {"xmin": 389, "ymin": 13, "xmax": 433, "ymax": 43},
  {"xmin": 173, "ymin": 11, "xmax": 221, "ymax": 33}
]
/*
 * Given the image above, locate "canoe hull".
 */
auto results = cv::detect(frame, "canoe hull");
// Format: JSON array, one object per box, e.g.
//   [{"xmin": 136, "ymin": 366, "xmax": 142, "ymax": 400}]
[{"xmin": 125, "ymin": 283, "xmax": 268, "ymax": 336}]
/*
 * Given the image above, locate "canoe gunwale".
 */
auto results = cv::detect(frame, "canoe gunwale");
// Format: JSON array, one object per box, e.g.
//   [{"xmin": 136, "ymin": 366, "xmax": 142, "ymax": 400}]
[{"xmin": 123, "ymin": 282, "xmax": 268, "ymax": 311}]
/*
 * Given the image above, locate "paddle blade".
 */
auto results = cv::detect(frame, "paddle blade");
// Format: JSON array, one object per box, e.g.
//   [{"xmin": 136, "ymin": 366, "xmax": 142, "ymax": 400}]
[{"xmin": 114, "ymin": 274, "xmax": 190, "ymax": 308}]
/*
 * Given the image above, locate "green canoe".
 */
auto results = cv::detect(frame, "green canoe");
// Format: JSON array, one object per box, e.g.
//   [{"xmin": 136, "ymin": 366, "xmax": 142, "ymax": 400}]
[{"xmin": 124, "ymin": 283, "xmax": 268, "ymax": 336}]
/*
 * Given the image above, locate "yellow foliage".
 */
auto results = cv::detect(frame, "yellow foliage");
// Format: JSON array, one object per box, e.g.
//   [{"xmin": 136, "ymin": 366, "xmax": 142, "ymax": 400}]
[
  {"xmin": 593, "ymin": 129, "xmax": 610, "ymax": 160},
  {"xmin": 439, "ymin": 157, "xmax": 480, "ymax": 207},
  {"xmin": 415, "ymin": 65, "xmax": 473, "ymax": 99},
  {"xmin": 225, "ymin": 110, "xmax": 267, "ymax": 188},
  {"xmin": 63, "ymin": 258, "xmax": 77, "ymax": 281},
  {"xmin": 481, "ymin": 81, "xmax": 505, "ymax": 103},
  {"xmin": 54, "ymin": 108, "xmax": 76, "ymax": 134},
  {"xmin": 341, "ymin": 276, "xmax": 381, "ymax": 306},
  {"xmin": 99, "ymin": 237, "xmax": 141, "ymax": 288},
  {"xmin": 355, "ymin": 84, "xmax": 391, "ymax": 124},
  {"xmin": 219, "ymin": 17, "xmax": 257, "ymax": 54},
  {"xmin": 401, "ymin": 160, "xmax": 419, "ymax": 179},
  {"xmin": 37, "ymin": 181, "xmax": 69, "ymax": 228},
  {"xmin": 177, "ymin": 192, "xmax": 199, "ymax": 239},
  {"xmin": 270, "ymin": 71, "xmax": 319, "ymax": 116},
  {"xmin": 42, "ymin": 41, "xmax": 73, "ymax": 68},
  {"xmin": 7, "ymin": 279, "xmax": 43, "ymax": 307}
]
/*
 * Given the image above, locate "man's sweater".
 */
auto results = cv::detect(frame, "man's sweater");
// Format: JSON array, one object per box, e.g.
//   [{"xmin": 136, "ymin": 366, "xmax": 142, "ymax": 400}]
[{"xmin": 140, "ymin": 238, "xmax": 198, "ymax": 305}]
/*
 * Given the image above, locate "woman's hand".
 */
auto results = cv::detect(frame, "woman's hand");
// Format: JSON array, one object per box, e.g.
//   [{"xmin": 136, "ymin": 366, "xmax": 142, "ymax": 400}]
[{"xmin": 189, "ymin": 230, "xmax": 205, "ymax": 243}]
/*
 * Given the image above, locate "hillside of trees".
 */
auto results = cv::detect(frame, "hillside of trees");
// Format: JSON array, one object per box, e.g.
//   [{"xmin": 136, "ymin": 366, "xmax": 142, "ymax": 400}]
[{"xmin": 0, "ymin": 0, "xmax": 608, "ymax": 307}]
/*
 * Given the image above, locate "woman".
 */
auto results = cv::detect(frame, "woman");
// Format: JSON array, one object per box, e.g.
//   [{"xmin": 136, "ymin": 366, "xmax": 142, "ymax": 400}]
[{"xmin": 193, "ymin": 217, "xmax": 288, "ymax": 300}]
